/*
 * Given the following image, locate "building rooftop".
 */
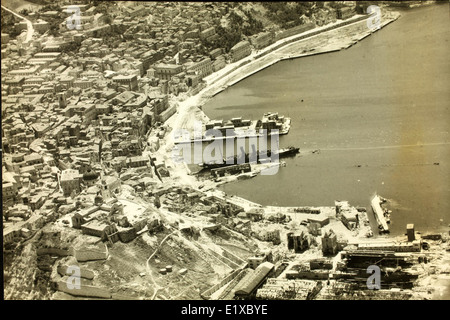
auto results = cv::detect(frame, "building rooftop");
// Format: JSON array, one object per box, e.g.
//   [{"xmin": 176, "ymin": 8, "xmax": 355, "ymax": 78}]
[{"xmin": 234, "ymin": 262, "xmax": 274, "ymax": 296}]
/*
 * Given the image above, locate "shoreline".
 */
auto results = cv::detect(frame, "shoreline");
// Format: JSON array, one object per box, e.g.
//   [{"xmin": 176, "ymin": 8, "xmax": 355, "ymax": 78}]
[
  {"xmin": 200, "ymin": 10, "xmax": 400, "ymax": 100},
  {"xmin": 163, "ymin": 8, "xmax": 401, "ymax": 147},
  {"xmin": 152, "ymin": 6, "xmax": 427, "ymax": 244},
  {"xmin": 160, "ymin": 8, "xmax": 402, "ymax": 192}
]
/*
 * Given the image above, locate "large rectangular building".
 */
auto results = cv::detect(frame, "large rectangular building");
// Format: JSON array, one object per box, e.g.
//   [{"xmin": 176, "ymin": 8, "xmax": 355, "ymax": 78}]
[
  {"xmin": 112, "ymin": 74, "xmax": 138, "ymax": 91},
  {"xmin": 60, "ymin": 169, "xmax": 81, "ymax": 196},
  {"xmin": 153, "ymin": 63, "xmax": 183, "ymax": 81},
  {"xmin": 187, "ymin": 58, "xmax": 213, "ymax": 79},
  {"xmin": 234, "ymin": 262, "xmax": 274, "ymax": 300},
  {"xmin": 250, "ymin": 31, "xmax": 275, "ymax": 50},
  {"xmin": 230, "ymin": 40, "xmax": 251, "ymax": 63}
]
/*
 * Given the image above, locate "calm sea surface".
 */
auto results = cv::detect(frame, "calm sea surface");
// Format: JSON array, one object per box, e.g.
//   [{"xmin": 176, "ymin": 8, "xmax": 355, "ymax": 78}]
[{"xmin": 202, "ymin": 4, "xmax": 450, "ymax": 236}]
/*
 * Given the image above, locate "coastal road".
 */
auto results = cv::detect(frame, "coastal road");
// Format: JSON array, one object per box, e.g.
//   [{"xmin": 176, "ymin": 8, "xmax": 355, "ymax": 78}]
[
  {"xmin": 201, "ymin": 11, "xmax": 399, "ymax": 99},
  {"xmin": 1, "ymin": 4, "xmax": 34, "ymax": 43}
]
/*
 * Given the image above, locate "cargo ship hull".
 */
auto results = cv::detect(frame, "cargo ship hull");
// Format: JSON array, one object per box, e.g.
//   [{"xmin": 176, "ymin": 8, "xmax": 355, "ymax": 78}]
[{"xmin": 199, "ymin": 147, "xmax": 300, "ymax": 170}]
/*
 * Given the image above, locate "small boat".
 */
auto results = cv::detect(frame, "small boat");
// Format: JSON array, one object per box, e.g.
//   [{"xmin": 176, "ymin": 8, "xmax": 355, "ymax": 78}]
[
  {"xmin": 237, "ymin": 172, "xmax": 257, "ymax": 180},
  {"xmin": 276, "ymin": 146, "xmax": 300, "ymax": 157}
]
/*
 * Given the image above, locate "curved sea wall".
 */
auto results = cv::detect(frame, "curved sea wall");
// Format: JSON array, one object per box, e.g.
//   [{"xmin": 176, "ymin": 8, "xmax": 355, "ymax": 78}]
[{"xmin": 205, "ymin": 13, "xmax": 396, "ymax": 98}]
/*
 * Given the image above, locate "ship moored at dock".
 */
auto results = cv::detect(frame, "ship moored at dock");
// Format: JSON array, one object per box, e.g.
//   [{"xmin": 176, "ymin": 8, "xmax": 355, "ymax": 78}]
[
  {"xmin": 371, "ymin": 195, "xmax": 390, "ymax": 234},
  {"xmin": 199, "ymin": 146, "xmax": 300, "ymax": 170},
  {"xmin": 175, "ymin": 112, "xmax": 291, "ymax": 144}
]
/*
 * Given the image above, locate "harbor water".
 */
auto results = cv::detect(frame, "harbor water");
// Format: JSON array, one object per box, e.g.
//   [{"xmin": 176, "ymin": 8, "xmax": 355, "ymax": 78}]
[{"xmin": 202, "ymin": 4, "xmax": 450, "ymax": 236}]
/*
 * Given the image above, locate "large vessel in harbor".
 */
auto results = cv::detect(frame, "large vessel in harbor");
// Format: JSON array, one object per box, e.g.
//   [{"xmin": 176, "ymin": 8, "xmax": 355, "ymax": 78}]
[{"xmin": 199, "ymin": 146, "xmax": 300, "ymax": 170}]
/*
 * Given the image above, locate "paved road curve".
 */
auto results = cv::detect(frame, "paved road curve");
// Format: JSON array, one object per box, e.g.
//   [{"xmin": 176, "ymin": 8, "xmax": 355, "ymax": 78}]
[{"xmin": 2, "ymin": 5, "xmax": 34, "ymax": 43}]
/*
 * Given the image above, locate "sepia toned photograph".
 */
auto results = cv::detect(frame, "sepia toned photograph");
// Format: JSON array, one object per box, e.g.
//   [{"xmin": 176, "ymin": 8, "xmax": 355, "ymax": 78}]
[{"xmin": 2, "ymin": 0, "xmax": 449, "ymax": 303}]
